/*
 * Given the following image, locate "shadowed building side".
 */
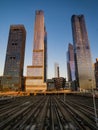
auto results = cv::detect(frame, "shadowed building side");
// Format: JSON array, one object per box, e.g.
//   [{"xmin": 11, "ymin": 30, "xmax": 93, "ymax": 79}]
[
  {"xmin": 94, "ymin": 58, "xmax": 98, "ymax": 88},
  {"xmin": 67, "ymin": 43, "xmax": 76, "ymax": 90},
  {"xmin": 0, "ymin": 76, "xmax": 2, "ymax": 90},
  {"xmin": 1, "ymin": 25, "xmax": 26, "ymax": 91},
  {"xmin": 67, "ymin": 43, "xmax": 75, "ymax": 82}
]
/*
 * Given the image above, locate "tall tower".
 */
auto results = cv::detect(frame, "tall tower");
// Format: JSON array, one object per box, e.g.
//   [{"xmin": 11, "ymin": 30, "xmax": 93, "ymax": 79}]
[
  {"xmin": 54, "ymin": 63, "xmax": 59, "ymax": 78},
  {"xmin": 2, "ymin": 25, "xmax": 26, "ymax": 91},
  {"xmin": 67, "ymin": 43, "xmax": 75, "ymax": 82},
  {"xmin": 26, "ymin": 10, "xmax": 47, "ymax": 92},
  {"xmin": 71, "ymin": 15, "xmax": 95, "ymax": 91}
]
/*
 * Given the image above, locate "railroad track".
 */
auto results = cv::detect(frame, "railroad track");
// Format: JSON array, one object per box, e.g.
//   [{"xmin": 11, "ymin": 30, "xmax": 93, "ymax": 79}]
[{"xmin": 0, "ymin": 95, "xmax": 98, "ymax": 130}]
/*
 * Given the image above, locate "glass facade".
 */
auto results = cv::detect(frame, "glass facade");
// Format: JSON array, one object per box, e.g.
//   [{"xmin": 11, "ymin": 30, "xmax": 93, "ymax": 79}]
[
  {"xmin": 2, "ymin": 25, "xmax": 26, "ymax": 91},
  {"xmin": 94, "ymin": 58, "xmax": 98, "ymax": 88},
  {"xmin": 71, "ymin": 15, "xmax": 95, "ymax": 90},
  {"xmin": 67, "ymin": 43, "xmax": 75, "ymax": 82}
]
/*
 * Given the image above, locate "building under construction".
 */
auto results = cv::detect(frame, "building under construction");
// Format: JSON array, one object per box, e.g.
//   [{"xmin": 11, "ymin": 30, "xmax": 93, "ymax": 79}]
[
  {"xmin": 53, "ymin": 64, "xmax": 66, "ymax": 89},
  {"xmin": 53, "ymin": 77, "xmax": 66, "ymax": 90}
]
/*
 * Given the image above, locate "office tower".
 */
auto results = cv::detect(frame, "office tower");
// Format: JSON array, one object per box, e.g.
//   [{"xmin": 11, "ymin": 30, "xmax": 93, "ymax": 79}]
[
  {"xmin": 55, "ymin": 63, "xmax": 59, "ymax": 78},
  {"xmin": 94, "ymin": 58, "xmax": 98, "ymax": 88},
  {"xmin": 71, "ymin": 15, "xmax": 95, "ymax": 91},
  {"xmin": 2, "ymin": 25, "xmax": 26, "ymax": 91},
  {"xmin": 67, "ymin": 43, "xmax": 75, "ymax": 81},
  {"xmin": 26, "ymin": 10, "xmax": 47, "ymax": 92}
]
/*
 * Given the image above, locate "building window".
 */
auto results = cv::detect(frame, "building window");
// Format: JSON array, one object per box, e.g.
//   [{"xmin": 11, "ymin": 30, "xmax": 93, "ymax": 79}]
[
  {"xmin": 12, "ymin": 43, "xmax": 17, "ymax": 46},
  {"xmin": 86, "ymin": 46, "xmax": 89, "ymax": 49},
  {"xmin": 77, "ymin": 46, "xmax": 80, "ymax": 49},
  {"xmin": 10, "ymin": 56, "xmax": 16, "ymax": 60}
]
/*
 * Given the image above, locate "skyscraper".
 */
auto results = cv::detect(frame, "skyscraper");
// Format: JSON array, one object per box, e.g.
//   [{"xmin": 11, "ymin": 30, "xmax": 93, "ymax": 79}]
[
  {"xmin": 71, "ymin": 15, "xmax": 95, "ymax": 91},
  {"xmin": 2, "ymin": 25, "xmax": 26, "ymax": 91},
  {"xmin": 67, "ymin": 43, "xmax": 75, "ymax": 82},
  {"xmin": 54, "ymin": 63, "xmax": 59, "ymax": 78},
  {"xmin": 25, "ymin": 10, "xmax": 47, "ymax": 92}
]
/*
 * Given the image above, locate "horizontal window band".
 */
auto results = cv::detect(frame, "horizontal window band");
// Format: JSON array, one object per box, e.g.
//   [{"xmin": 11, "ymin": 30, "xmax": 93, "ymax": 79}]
[
  {"xmin": 33, "ymin": 50, "xmax": 43, "ymax": 52},
  {"xmin": 27, "ymin": 66, "xmax": 43, "ymax": 68},
  {"xmin": 26, "ymin": 76, "xmax": 43, "ymax": 79}
]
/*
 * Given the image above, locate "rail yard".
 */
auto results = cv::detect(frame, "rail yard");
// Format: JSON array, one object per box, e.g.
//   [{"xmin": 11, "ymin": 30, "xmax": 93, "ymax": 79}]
[{"xmin": 0, "ymin": 94, "xmax": 98, "ymax": 130}]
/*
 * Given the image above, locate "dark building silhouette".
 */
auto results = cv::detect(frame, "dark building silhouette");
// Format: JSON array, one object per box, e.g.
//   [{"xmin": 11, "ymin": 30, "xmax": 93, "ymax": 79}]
[
  {"xmin": 71, "ymin": 15, "xmax": 95, "ymax": 91},
  {"xmin": 94, "ymin": 58, "xmax": 98, "ymax": 88},
  {"xmin": 0, "ymin": 76, "xmax": 2, "ymax": 90},
  {"xmin": 2, "ymin": 25, "xmax": 26, "ymax": 91},
  {"xmin": 26, "ymin": 10, "xmax": 47, "ymax": 92}
]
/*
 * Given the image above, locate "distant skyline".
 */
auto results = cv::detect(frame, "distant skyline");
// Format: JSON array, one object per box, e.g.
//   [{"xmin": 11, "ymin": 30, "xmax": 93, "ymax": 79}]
[{"xmin": 0, "ymin": 0, "xmax": 98, "ymax": 79}]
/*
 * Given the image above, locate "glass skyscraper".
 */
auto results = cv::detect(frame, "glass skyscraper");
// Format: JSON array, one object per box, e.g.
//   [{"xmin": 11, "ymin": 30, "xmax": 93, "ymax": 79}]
[
  {"xmin": 26, "ymin": 10, "xmax": 47, "ymax": 92},
  {"xmin": 67, "ymin": 43, "xmax": 75, "ymax": 82},
  {"xmin": 71, "ymin": 15, "xmax": 95, "ymax": 91},
  {"xmin": 2, "ymin": 25, "xmax": 26, "ymax": 91}
]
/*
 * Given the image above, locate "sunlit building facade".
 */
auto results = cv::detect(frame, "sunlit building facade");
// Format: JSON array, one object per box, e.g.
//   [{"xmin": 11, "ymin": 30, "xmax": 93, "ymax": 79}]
[
  {"xmin": 71, "ymin": 15, "xmax": 95, "ymax": 91},
  {"xmin": 26, "ymin": 10, "xmax": 47, "ymax": 92},
  {"xmin": 2, "ymin": 25, "xmax": 26, "ymax": 91}
]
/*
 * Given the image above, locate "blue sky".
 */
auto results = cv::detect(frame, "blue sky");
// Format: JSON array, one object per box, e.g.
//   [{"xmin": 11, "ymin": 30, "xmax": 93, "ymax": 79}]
[{"xmin": 0, "ymin": 0, "xmax": 98, "ymax": 79}]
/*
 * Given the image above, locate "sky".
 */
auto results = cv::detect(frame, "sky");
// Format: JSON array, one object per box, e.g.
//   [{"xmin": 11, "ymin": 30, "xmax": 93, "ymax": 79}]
[{"xmin": 0, "ymin": 0, "xmax": 98, "ymax": 79}]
